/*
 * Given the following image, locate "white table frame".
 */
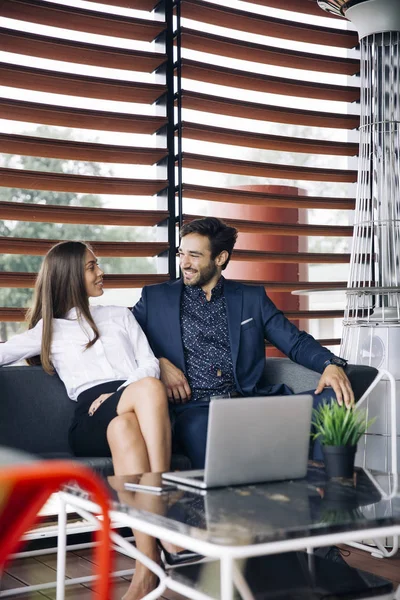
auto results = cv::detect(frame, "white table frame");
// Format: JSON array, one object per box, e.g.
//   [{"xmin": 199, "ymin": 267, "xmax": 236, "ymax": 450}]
[
  {"xmin": 49, "ymin": 490, "xmax": 400, "ymax": 600},
  {"xmin": 348, "ymin": 369, "xmax": 399, "ymax": 559}
]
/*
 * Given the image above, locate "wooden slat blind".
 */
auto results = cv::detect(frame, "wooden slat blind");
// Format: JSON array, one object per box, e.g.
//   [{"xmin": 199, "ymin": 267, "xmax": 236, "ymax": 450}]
[
  {"xmin": 0, "ymin": 63, "xmax": 166, "ymax": 103},
  {"xmin": 181, "ymin": 184, "xmax": 356, "ymax": 209},
  {"xmin": 0, "ymin": 0, "xmax": 172, "ymax": 337},
  {"xmin": 0, "ymin": 28, "xmax": 166, "ymax": 72},
  {"xmin": 0, "ymin": 134, "xmax": 167, "ymax": 165},
  {"xmin": 180, "ymin": 0, "xmax": 357, "ymax": 47},
  {"xmin": 180, "ymin": 29, "xmax": 359, "ymax": 75},
  {"xmin": 0, "ymin": 0, "xmax": 165, "ymax": 40},
  {"xmin": 0, "ymin": 0, "xmax": 357, "ymax": 349},
  {"xmin": 0, "ymin": 99, "xmax": 168, "ymax": 134},
  {"xmin": 0, "ymin": 168, "xmax": 168, "ymax": 195},
  {"xmin": 181, "ymin": 59, "xmax": 359, "ymax": 102},
  {"xmin": 176, "ymin": 0, "xmax": 359, "ymax": 348},
  {"xmin": 181, "ymin": 91, "xmax": 360, "ymax": 129}
]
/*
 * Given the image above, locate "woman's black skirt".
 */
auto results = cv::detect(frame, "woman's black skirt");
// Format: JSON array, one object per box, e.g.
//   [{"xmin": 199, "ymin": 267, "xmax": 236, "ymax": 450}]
[{"xmin": 68, "ymin": 380, "xmax": 126, "ymax": 457}]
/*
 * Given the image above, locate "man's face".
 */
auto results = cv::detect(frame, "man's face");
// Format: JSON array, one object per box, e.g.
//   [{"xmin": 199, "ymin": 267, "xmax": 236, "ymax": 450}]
[{"xmin": 178, "ymin": 233, "xmax": 219, "ymax": 287}]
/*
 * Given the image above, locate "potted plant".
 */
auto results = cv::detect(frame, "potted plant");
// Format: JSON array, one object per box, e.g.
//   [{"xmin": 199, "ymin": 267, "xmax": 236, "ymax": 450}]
[{"xmin": 311, "ymin": 401, "xmax": 376, "ymax": 479}]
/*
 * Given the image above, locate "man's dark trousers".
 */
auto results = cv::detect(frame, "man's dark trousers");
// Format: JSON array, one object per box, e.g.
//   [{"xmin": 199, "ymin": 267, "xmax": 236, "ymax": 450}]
[{"xmin": 171, "ymin": 388, "xmax": 335, "ymax": 469}]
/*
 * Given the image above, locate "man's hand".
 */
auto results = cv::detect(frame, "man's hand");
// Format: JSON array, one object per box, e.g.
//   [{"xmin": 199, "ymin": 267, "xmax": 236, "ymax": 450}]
[
  {"xmin": 159, "ymin": 357, "xmax": 192, "ymax": 404},
  {"xmin": 315, "ymin": 365, "xmax": 354, "ymax": 409}
]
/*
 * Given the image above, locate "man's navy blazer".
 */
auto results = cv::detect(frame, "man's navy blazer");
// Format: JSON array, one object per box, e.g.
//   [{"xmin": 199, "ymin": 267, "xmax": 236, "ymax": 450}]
[{"xmin": 132, "ymin": 278, "xmax": 335, "ymax": 397}]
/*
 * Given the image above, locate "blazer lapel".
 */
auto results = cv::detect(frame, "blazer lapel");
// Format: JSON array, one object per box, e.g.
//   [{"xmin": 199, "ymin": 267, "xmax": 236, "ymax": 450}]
[
  {"xmin": 166, "ymin": 279, "xmax": 186, "ymax": 372},
  {"xmin": 224, "ymin": 279, "xmax": 243, "ymax": 369}
]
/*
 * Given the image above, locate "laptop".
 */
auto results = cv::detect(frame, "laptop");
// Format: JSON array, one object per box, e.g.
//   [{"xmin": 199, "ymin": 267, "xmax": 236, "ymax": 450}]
[{"xmin": 162, "ymin": 394, "xmax": 313, "ymax": 489}]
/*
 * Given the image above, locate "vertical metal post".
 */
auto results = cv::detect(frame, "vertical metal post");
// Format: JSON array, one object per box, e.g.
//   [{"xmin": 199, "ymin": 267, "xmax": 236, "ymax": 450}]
[
  {"xmin": 220, "ymin": 556, "xmax": 234, "ymax": 600},
  {"xmin": 165, "ymin": 0, "xmax": 177, "ymax": 280},
  {"xmin": 56, "ymin": 494, "xmax": 67, "ymax": 600},
  {"xmin": 154, "ymin": 0, "xmax": 176, "ymax": 280},
  {"xmin": 175, "ymin": 0, "xmax": 183, "ymax": 232}
]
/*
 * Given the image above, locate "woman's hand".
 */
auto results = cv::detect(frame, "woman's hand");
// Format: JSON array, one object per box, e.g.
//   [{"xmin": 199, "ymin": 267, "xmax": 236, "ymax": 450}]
[
  {"xmin": 88, "ymin": 393, "xmax": 112, "ymax": 416},
  {"xmin": 159, "ymin": 357, "xmax": 191, "ymax": 404},
  {"xmin": 314, "ymin": 365, "xmax": 354, "ymax": 408}
]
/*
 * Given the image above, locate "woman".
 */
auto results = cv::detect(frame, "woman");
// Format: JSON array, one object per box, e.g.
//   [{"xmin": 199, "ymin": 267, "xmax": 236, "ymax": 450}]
[{"xmin": 0, "ymin": 241, "xmax": 171, "ymax": 600}]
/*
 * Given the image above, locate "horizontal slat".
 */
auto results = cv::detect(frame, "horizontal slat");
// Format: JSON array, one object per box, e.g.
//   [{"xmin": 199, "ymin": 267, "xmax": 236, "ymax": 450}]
[
  {"xmin": 232, "ymin": 249, "xmax": 349, "ymax": 263},
  {"xmin": 0, "ymin": 27, "xmax": 166, "ymax": 73},
  {"xmin": 0, "ymin": 274, "xmax": 347, "ymax": 291},
  {"xmin": 313, "ymin": 338, "xmax": 341, "ymax": 346},
  {"xmin": 0, "ymin": 98, "xmax": 167, "ymax": 134},
  {"xmin": 183, "ymin": 214, "xmax": 353, "ymax": 236},
  {"xmin": 0, "ymin": 133, "xmax": 167, "ymax": 165},
  {"xmin": 181, "ymin": 122, "xmax": 358, "ymax": 156},
  {"xmin": 181, "ymin": 0, "xmax": 358, "ymax": 48},
  {"xmin": 0, "ymin": 201, "xmax": 168, "ymax": 227},
  {"xmin": 182, "ymin": 153, "xmax": 358, "ymax": 183},
  {"xmin": 0, "ymin": 273, "xmax": 170, "ymax": 288},
  {"xmin": 0, "ymin": 63, "xmax": 166, "ymax": 104},
  {"xmin": 181, "ymin": 29, "xmax": 359, "ymax": 76},
  {"xmin": 0, "ymin": 238, "xmax": 169, "ymax": 257},
  {"xmin": 0, "ymin": 307, "xmax": 27, "ymax": 322},
  {"xmin": 246, "ymin": 280, "xmax": 347, "ymax": 291},
  {"xmin": 0, "ymin": 0, "xmax": 165, "ymax": 42},
  {"xmin": 182, "ymin": 184, "xmax": 356, "ymax": 209},
  {"xmin": 266, "ymin": 337, "xmax": 341, "ymax": 348},
  {"xmin": 83, "ymin": 0, "xmax": 160, "ymax": 9},
  {"xmin": 181, "ymin": 59, "xmax": 359, "ymax": 103},
  {"xmin": 182, "ymin": 91, "xmax": 360, "ymax": 130},
  {"xmin": 284, "ymin": 310, "xmax": 344, "ymax": 319},
  {"xmin": 0, "ymin": 168, "xmax": 168, "ymax": 195},
  {"xmin": 0, "ymin": 307, "xmax": 346, "ymax": 323},
  {"xmin": 239, "ymin": 0, "xmax": 339, "ymax": 18},
  {"xmin": 1, "ymin": 239, "xmax": 349, "ymax": 262}
]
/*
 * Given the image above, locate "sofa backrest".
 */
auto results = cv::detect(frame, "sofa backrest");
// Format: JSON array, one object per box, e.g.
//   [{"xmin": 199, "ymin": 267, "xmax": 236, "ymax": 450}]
[
  {"xmin": 263, "ymin": 358, "xmax": 320, "ymax": 394},
  {"xmin": 0, "ymin": 365, "xmax": 74, "ymax": 455},
  {"xmin": 0, "ymin": 359, "xmax": 377, "ymax": 459},
  {"xmin": 0, "ymin": 359, "xmax": 321, "ymax": 456}
]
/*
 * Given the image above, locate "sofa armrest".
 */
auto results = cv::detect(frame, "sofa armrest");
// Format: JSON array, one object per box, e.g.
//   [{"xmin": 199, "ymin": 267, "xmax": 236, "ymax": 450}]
[
  {"xmin": 345, "ymin": 364, "xmax": 379, "ymax": 403},
  {"xmin": 264, "ymin": 358, "xmax": 379, "ymax": 402}
]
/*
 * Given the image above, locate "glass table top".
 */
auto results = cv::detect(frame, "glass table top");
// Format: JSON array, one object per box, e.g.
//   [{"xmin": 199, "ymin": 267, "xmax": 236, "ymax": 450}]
[{"xmin": 65, "ymin": 465, "xmax": 400, "ymax": 547}]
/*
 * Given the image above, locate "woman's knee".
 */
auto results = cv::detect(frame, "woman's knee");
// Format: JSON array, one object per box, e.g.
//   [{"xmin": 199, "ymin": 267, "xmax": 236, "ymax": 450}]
[
  {"xmin": 107, "ymin": 413, "xmax": 141, "ymax": 445},
  {"xmin": 124, "ymin": 377, "xmax": 168, "ymax": 408}
]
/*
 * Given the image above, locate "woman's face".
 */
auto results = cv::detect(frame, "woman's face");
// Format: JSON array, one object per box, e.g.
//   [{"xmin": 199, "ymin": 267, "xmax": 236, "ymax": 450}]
[{"xmin": 84, "ymin": 249, "xmax": 104, "ymax": 298}]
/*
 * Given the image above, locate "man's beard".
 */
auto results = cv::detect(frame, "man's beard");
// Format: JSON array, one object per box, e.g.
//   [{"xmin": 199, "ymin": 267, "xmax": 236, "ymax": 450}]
[{"xmin": 184, "ymin": 261, "xmax": 218, "ymax": 287}]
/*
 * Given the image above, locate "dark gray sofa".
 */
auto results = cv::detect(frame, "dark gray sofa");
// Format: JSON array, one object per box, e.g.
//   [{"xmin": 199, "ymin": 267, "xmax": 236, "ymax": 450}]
[
  {"xmin": 0, "ymin": 360, "xmax": 377, "ymax": 474},
  {"xmin": 0, "ymin": 365, "xmax": 191, "ymax": 475}
]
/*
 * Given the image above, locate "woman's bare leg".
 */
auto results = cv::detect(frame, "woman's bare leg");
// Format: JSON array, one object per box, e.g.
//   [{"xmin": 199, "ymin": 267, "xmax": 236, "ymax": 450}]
[
  {"xmin": 117, "ymin": 377, "xmax": 171, "ymax": 472},
  {"xmin": 106, "ymin": 379, "xmax": 171, "ymax": 600}
]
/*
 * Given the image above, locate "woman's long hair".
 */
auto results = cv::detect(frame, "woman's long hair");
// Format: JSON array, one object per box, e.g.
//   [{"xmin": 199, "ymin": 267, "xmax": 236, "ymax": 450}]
[{"xmin": 26, "ymin": 241, "xmax": 100, "ymax": 374}]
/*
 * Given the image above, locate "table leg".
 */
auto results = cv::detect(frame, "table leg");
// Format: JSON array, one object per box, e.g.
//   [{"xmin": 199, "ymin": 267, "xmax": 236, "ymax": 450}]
[
  {"xmin": 56, "ymin": 495, "xmax": 67, "ymax": 600},
  {"xmin": 232, "ymin": 561, "xmax": 255, "ymax": 600},
  {"xmin": 220, "ymin": 556, "xmax": 233, "ymax": 600}
]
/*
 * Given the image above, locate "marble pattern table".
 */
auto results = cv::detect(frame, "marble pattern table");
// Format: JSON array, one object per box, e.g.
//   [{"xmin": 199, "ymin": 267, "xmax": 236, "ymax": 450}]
[{"xmin": 61, "ymin": 465, "xmax": 400, "ymax": 600}]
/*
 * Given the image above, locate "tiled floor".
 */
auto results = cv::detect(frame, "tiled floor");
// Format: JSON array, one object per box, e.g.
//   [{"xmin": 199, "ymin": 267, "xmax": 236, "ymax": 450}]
[{"xmin": 1, "ymin": 543, "xmax": 399, "ymax": 599}]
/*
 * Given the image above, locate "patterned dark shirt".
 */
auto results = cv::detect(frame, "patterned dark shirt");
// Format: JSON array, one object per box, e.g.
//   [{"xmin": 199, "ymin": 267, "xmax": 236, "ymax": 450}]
[{"xmin": 180, "ymin": 277, "xmax": 237, "ymax": 401}]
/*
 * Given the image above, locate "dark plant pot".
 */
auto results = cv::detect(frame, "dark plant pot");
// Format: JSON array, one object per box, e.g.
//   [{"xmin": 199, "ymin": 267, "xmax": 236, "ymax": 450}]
[{"xmin": 322, "ymin": 445, "xmax": 357, "ymax": 479}]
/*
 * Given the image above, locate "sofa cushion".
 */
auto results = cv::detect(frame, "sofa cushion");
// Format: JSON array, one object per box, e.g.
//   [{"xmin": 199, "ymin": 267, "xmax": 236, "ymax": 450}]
[
  {"xmin": 0, "ymin": 366, "xmax": 74, "ymax": 454},
  {"xmin": 0, "ymin": 365, "xmax": 192, "ymax": 470}
]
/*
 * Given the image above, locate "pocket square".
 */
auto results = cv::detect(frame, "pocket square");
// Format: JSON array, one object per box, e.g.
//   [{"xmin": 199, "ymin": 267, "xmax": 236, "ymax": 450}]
[{"xmin": 241, "ymin": 318, "xmax": 253, "ymax": 326}]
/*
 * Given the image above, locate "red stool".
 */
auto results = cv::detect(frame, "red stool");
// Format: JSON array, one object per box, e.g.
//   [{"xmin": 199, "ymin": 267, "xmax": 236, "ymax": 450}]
[{"xmin": 0, "ymin": 459, "xmax": 113, "ymax": 599}]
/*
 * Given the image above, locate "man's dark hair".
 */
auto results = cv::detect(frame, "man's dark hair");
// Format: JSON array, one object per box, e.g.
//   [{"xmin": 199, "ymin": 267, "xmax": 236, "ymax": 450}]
[{"xmin": 180, "ymin": 217, "xmax": 238, "ymax": 270}]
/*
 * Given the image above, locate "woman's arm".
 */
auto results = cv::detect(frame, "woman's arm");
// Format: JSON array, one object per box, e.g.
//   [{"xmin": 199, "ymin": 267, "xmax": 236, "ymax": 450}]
[
  {"xmin": 121, "ymin": 309, "xmax": 160, "ymax": 382},
  {"xmin": 0, "ymin": 321, "xmax": 42, "ymax": 366}
]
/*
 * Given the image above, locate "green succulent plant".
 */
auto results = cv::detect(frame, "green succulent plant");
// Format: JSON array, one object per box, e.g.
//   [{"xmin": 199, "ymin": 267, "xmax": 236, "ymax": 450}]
[{"xmin": 311, "ymin": 401, "xmax": 376, "ymax": 447}]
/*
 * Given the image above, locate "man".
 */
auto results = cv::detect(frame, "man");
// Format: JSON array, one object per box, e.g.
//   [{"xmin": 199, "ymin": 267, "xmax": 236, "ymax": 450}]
[{"xmin": 133, "ymin": 217, "xmax": 354, "ymax": 468}]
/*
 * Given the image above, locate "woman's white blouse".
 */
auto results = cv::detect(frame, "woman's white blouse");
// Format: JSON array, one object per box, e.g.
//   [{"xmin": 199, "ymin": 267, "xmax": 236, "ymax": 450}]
[{"xmin": 0, "ymin": 305, "xmax": 160, "ymax": 401}]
